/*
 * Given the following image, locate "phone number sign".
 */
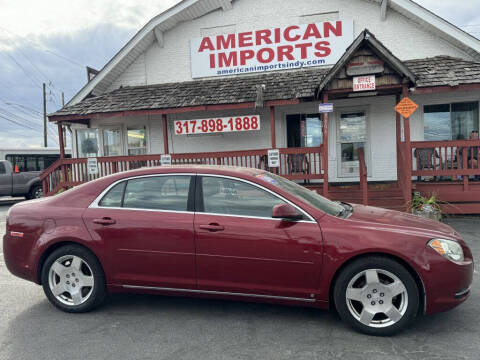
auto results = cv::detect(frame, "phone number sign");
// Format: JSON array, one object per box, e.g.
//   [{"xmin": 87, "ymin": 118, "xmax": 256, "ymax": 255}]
[{"xmin": 174, "ymin": 116, "xmax": 260, "ymax": 135}]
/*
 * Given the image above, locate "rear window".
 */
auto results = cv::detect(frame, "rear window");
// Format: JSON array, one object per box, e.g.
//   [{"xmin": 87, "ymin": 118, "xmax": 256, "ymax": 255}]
[
  {"xmin": 98, "ymin": 176, "xmax": 192, "ymax": 212},
  {"xmin": 123, "ymin": 176, "xmax": 191, "ymax": 211},
  {"xmin": 99, "ymin": 181, "xmax": 126, "ymax": 208}
]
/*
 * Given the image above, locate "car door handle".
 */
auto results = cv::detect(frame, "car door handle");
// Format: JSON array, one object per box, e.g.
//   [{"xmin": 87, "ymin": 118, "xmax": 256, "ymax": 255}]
[
  {"xmin": 199, "ymin": 224, "xmax": 225, "ymax": 232},
  {"xmin": 93, "ymin": 217, "xmax": 116, "ymax": 225}
]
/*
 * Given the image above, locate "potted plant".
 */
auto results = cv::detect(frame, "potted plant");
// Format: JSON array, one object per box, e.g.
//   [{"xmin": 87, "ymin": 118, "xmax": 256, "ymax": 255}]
[{"xmin": 411, "ymin": 192, "xmax": 442, "ymax": 221}]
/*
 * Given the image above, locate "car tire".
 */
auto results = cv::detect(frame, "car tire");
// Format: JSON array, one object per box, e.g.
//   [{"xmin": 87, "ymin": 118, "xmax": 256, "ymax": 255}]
[
  {"xmin": 27, "ymin": 184, "xmax": 43, "ymax": 199},
  {"xmin": 333, "ymin": 256, "xmax": 419, "ymax": 336},
  {"xmin": 41, "ymin": 244, "xmax": 107, "ymax": 313}
]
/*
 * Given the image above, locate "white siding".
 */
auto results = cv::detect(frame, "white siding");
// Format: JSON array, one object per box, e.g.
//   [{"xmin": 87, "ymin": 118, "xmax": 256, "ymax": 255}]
[{"xmin": 107, "ymin": 0, "xmax": 472, "ymax": 91}]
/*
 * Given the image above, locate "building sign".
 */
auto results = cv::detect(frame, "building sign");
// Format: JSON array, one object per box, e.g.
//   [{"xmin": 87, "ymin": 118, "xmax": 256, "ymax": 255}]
[
  {"xmin": 346, "ymin": 59, "xmax": 384, "ymax": 76},
  {"xmin": 268, "ymin": 149, "xmax": 280, "ymax": 168},
  {"xmin": 161, "ymin": 154, "xmax": 172, "ymax": 166},
  {"xmin": 87, "ymin": 157, "xmax": 98, "ymax": 175},
  {"xmin": 319, "ymin": 103, "xmax": 334, "ymax": 113},
  {"xmin": 395, "ymin": 97, "xmax": 419, "ymax": 119},
  {"xmin": 190, "ymin": 20, "xmax": 354, "ymax": 78},
  {"xmin": 353, "ymin": 75, "xmax": 376, "ymax": 92},
  {"xmin": 174, "ymin": 116, "xmax": 260, "ymax": 135}
]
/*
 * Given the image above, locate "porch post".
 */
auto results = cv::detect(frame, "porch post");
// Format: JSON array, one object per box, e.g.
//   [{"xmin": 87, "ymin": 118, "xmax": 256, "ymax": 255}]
[
  {"xmin": 322, "ymin": 92, "xmax": 329, "ymax": 198},
  {"xmin": 395, "ymin": 94, "xmax": 402, "ymax": 186},
  {"xmin": 162, "ymin": 114, "xmax": 169, "ymax": 154},
  {"xmin": 270, "ymin": 106, "xmax": 276, "ymax": 148},
  {"xmin": 402, "ymin": 84, "xmax": 412, "ymax": 206},
  {"xmin": 57, "ymin": 121, "xmax": 68, "ymax": 190},
  {"xmin": 57, "ymin": 122, "xmax": 65, "ymax": 159}
]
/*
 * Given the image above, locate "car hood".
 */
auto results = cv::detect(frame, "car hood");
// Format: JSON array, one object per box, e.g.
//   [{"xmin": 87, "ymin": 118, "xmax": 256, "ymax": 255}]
[{"xmin": 348, "ymin": 204, "xmax": 457, "ymax": 239}]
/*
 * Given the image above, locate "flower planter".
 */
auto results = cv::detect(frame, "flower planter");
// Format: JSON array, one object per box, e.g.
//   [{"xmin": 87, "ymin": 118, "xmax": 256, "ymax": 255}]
[{"xmin": 412, "ymin": 204, "xmax": 442, "ymax": 222}]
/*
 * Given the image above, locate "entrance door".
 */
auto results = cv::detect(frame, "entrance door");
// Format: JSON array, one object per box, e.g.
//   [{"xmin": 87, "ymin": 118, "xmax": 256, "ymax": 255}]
[
  {"xmin": 337, "ymin": 111, "xmax": 368, "ymax": 178},
  {"xmin": 287, "ymin": 114, "xmax": 323, "ymax": 148},
  {"xmin": 194, "ymin": 175, "xmax": 323, "ymax": 299}
]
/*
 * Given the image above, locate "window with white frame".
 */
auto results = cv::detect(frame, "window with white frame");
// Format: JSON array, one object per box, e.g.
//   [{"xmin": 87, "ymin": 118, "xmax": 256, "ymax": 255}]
[
  {"xmin": 424, "ymin": 102, "xmax": 479, "ymax": 141},
  {"xmin": 76, "ymin": 129, "xmax": 99, "ymax": 158},
  {"xmin": 102, "ymin": 128, "xmax": 123, "ymax": 156},
  {"xmin": 127, "ymin": 127, "xmax": 147, "ymax": 155}
]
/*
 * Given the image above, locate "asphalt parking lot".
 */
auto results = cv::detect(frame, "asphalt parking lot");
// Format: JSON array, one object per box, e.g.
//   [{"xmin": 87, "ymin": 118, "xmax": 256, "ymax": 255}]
[{"xmin": 0, "ymin": 200, "xmax": 479, "ymax": 360}]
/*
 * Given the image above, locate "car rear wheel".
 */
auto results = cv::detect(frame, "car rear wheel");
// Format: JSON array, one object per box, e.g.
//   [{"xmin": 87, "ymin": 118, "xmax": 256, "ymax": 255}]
[
  {"xmin": 333, "ymin": 256, "xmax": 419, "ymax": 336},
  {"xmin": 27, "ymin": 185, "xmax": 43, "ymax": 199},
  {"xmin": 41, "ymin": 245, "xmax": 106, "ymax": 312}
]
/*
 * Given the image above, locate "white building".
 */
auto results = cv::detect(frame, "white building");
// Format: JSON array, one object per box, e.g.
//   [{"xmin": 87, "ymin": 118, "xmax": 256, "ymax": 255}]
[{"xmin": 46, "ymin": 0, "xmax": 480, "ymax": 213}]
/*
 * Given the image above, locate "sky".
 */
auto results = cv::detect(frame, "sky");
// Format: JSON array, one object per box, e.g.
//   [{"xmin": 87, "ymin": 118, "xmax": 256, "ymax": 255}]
[{"xmin": 0, "ymin": 0, "xmax": 479, "ymax": 149}]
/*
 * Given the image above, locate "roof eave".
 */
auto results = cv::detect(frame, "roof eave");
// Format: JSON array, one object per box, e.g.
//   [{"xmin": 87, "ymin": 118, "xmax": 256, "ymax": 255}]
[
  {"xmin": 373, "ymin": 0, "xmax": 480, "ymax": 58},
  {"xmin": 66, "ymin": 0, "xmax": 226, "ymax": 107}
]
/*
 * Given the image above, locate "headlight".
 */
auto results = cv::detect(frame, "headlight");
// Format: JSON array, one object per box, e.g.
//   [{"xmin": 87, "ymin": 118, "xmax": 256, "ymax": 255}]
[{"xmin": 428, "ymin": 238, "xmax": 464, "ymax": 262}]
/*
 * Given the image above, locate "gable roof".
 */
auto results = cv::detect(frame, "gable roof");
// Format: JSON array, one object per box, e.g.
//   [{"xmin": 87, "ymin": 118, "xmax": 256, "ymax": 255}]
[
  {"xmin": 317, "ymin": 29, "xmax": 416, "ymax": 96},
  {"xmin": 374, "ymin": 0, "xmax": 480, "ymax": 59},
  {"xmin": 50, "ymin": 55, "xmax": 480, "ymax": 120},
  {"xmin": 67, "ymin": 0, "xmax": 480, "ymax": 107},
  {"xmin": 67, "ymin": 0, "xmax": 233, "ymax": 106}
]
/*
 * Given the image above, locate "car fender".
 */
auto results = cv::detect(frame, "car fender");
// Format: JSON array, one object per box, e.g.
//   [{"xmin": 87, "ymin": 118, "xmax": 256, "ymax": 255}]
[
  {"xmin": 315, "ymin": 217, "xmax": 429, "ymax": 302},
  {"xmin": 31, "ymin": 208, "xmax": 108, "ymax": 284}
]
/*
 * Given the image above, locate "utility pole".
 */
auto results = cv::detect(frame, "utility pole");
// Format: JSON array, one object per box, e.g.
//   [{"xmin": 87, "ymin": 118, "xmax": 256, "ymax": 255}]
[
  {"xmin": 61, "ymin": 92, "xmax": 66, "ymax": 146},
  {"xmin": 43, "ymin": 83, "xmax": 47, "ymax": 147}
]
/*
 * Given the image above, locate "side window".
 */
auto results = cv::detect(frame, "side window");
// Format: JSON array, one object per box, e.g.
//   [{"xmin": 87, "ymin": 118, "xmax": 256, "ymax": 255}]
[
  {"xmin": 123, "ymin": 176, "xmax": 191, "ymax": 211},
  {"xmin": 99, "ymin": 181, "xmax": 126, "ymax": 208},
  {"xmin": 201, "ymin": 176, "xmax": 285, "ymax": 218},
  {"xmin": 0, "ymin": 162, "xmax": 5, "ymax": 175}
]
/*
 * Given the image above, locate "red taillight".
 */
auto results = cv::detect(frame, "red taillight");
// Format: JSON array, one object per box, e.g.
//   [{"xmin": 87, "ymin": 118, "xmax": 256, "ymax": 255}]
[{"xmin": 10, "ymin": 231, "xmax": 24, "ymax": 238}]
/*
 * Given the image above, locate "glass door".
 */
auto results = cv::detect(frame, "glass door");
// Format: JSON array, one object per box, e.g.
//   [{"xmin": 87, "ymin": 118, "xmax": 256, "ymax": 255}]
[
  {"xmin": 286, "ymin": 114, "xmax": 323, "ymax": 148},
  {"xmin": 337, "ymin": 112, "xmax": 367, "ymax": 177},
  {"xmin": 101, "ymin": 127, "xmax": 123, "ymax": 156}
]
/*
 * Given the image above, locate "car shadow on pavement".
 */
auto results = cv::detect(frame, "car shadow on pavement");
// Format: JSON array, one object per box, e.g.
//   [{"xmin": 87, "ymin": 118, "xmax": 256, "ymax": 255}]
[{"xmin": 2, "ymin": 292, "xmax": 476, "ymax": 360}]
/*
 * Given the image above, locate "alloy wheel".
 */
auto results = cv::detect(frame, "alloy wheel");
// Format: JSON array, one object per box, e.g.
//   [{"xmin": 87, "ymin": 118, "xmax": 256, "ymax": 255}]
[
  {"xmin": 48, "ymin": 255, "xmax": 95, "ymax": 306},
  {"xmin": 33, "ymin": 187, "xmax": 43, "ymax": 198},
  {"xmin": 345, "ymin": 268, "xmax": 408, "ymax": 328}
]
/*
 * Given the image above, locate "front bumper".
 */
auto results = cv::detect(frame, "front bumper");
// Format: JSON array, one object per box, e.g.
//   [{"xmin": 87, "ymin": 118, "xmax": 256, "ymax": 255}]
[{"xmin": 422, "ymin": 248, "xmax": 474, "ymax": 315}]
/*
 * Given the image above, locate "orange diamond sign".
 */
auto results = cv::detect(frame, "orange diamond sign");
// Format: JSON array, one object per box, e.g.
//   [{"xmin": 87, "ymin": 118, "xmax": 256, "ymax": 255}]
[{"xmin": 395, "ymin": 97, "xmax": 418, "ymax": 119}]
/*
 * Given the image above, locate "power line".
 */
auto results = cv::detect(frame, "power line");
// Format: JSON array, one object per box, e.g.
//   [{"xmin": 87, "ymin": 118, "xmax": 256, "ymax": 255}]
[
  {"xmin": 0, "ymin": 26, "xmax": 85, "ymax": 69},
  {"xmin": 1, "ymin": 35, "xmax": 63, "ymax": 104},
  {"xmin": 0, "ymin": 114, "xmax": 42, "ymax": 132},
  {"xmin": 2, "ymin": 52, "xmax": 42, "ymax": 89},
  {"xmin": 0, "ymin": 107, "xmax": 44, "ymax": 130},
  {"xmin": 1, "ymin": 101, "xmax": 43, "ymax": 116}
]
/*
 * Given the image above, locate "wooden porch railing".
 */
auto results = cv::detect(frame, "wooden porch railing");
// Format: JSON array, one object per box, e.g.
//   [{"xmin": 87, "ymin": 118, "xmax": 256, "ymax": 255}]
[
  {"xmin": 411, "ymin": 140, "xmax": 480, "ymax": 178},
  {"xmin": 358, "ymin": 147, "xmax": 368, "ymax": 205},
  {"xmin": 40, "ymin": 146, "xmax": 324, "ymax": 196}
]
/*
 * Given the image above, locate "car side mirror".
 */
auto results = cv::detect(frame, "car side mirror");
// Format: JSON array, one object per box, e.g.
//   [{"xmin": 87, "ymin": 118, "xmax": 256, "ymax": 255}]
[{"xmin": 272, "ymin": 203, "xmax": 303, "ymax": 221}]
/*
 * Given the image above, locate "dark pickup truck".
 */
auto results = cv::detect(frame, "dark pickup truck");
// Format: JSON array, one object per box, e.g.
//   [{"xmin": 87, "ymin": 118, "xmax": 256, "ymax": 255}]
[{"xmin": 0, "ymin": 160, "xmax": 43, "ymax": 199}]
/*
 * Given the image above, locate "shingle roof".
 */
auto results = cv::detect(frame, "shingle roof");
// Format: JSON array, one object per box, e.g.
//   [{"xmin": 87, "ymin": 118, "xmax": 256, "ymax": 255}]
[
  {"xmin": 405, "ymin": 55, "xmax": 480, "ymax": 87},
  {"xmin": 51, "ymin": 55, "xmax": 480, "ymax": 118}
]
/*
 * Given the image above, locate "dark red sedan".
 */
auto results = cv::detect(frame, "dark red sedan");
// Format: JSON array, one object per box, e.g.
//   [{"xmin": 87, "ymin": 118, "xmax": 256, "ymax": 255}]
[{"xmin": 3, "ymin": 166, "xmax": 474, "ymax": 335}]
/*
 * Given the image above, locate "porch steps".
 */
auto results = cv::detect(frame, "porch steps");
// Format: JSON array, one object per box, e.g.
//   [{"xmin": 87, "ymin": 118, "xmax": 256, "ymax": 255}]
[{"xmin": 306, "ymin": 184, "xmax": 407, "ymax": 212}]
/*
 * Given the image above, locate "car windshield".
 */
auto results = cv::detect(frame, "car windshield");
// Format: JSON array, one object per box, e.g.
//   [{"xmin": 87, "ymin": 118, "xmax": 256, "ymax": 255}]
[{"xmin": 255, "ymin": 172, "xmax": 345, "ymax": 217}]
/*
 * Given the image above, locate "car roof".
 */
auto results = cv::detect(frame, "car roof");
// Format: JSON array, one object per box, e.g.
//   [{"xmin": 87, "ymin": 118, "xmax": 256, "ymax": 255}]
[{"xmin": 109, "ymin": 164, "xmax": 267, "ymax": 178}]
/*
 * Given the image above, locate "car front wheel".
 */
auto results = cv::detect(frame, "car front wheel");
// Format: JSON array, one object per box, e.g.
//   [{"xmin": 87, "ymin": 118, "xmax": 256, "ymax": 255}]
[
  {"xmin": 334, "ymin": 256, "xmax": 420, "ymax": 336},
  {"xmin": 41, "ymin": 245, "xmax": 106, "ymax": 312}
]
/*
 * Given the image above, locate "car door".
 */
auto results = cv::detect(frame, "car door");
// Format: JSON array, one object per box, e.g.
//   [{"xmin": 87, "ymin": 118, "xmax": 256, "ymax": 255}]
[
  {"xmin": 83, "ymin": 174, "xmax": 196, "ymax": 289},
  {"xmin": 194, "ymin": 175, "xmax": 323, "ymax": 300}
]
